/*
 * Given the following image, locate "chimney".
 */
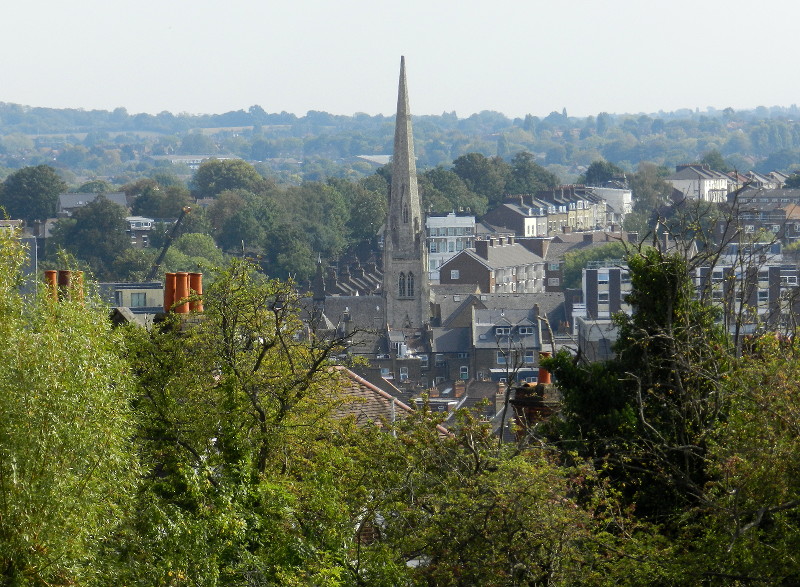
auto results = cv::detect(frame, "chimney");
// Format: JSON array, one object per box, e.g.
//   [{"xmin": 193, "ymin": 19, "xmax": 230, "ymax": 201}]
[
  {"xmin": 189, "ymin": 272, "xmax": 203, "ymax": 312},
  {"xmin": 164, "ymin": 273, "xmax": 176, "ymax": 312},
  {"xmin": 583, "ymin": 233, "xmax": 594, "ymax": 243},
  {"xmin": 497, "ymin": 236, "xmax": 504, "ymax": 246},
  {"xmin": 475, "ymin": 239, "xmax": 489, "ymax": 259},
  {"xmin": 174, "ymin": 272, "xmax": 190, "ymax": 314},
  {"xmin": 507, "ymin": 235, "xmax": 514, "ymax": 246},
  {"xmin": 537, "ymin": 351, "xmax": 552, "ymax": 384},
  {"xmin": 56, "ymin": 270, "xmax": 83, "ymax": 303},
  {"xmin": 44, "ymin": 270, "xmax": 58, "ymax": 301}
]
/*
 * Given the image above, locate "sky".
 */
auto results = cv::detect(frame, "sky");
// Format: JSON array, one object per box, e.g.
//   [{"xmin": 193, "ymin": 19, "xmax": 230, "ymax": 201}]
[{"xmin": 2, "ymin": 0, "xmax": 798, "ymax": 120}]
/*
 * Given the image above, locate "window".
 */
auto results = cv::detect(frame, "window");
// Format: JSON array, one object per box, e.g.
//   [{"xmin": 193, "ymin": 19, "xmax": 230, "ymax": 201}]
[
  {"xmin": 380, "ymin": 367, "xmax": 390, "ymax": 377},
  {"xmin": 459, "ymin": 366, "xmax": 469, "ymax": 380},
  {"xmin": 758, "ymin": 290, "xmax": 769, "ymax": 302},
  {"xmin": 496, "ymin": 351, "xmax": 507, "ymax": 365},
  {"xmin": 403, "ymin": 206, "xmax": 409, "ymax": 223},
  {"xmin": 419, "ymin": 354, "xmax": 429, "ymax": 368},
  {"xmin": 448, "ymin": 242, "xmax": 455, "ymax": 252},
  {"xmin": 598, "ymin": 292, "xmax": 609, "ymax": 303},
  {"xmin": 518, "ymin": 326, "xmax": 535, "ymax": 335},
  {"xmin": 398, "ymin": 273, "xmax": 406, "ymax": 297},
  {"xmin": 430, "ymin": 242, "xmax": 437, "ymax": 253},
  {"xmin": 435, "ymin": 354, "xmax": 445, "ymax": 366},
  {"xmin": 495, "ymin": 326, "xmax": 511, "ymax": 336},
  {"xmin": 524, "ymin": 350, "xmax": 535, "ymax": 364},
  {"xmin": 130, "ymin": 292, "xmax": 147, "ymax": 307},
  {"xmin": 399, "ymin": 367, "xmax": 408, "ymax": 381},
  {"xmin": 457, "ymin": 352, "xmax": 469, "ymax": 359},
  {"xmin": 450, "ymin": 269, "xmax": 460, "ymax": 280},
  {"xmin": 548, "ymin": 262, "xmax": 560, "ymax": 271},
  {"xmin": 598, "ymin": 272, "xmax": 609, "ymax": 285},
  {"xmin": 548, "ymin": 278, "xmax": 560, "ymax": 286},
  {"xmin": 408, "ymin": 273, "xmax": 414, "ymax": 297}
]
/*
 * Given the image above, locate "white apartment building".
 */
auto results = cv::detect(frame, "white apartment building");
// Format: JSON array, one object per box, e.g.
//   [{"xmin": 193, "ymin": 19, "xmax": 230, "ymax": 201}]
[{"xmin": 426, "ymin": 213, "xmax": 476, "ymax": 283}]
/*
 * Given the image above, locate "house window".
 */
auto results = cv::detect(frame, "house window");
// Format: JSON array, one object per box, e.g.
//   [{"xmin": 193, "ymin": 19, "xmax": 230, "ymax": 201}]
[
  {"xmin": 430, "ymin": 242, "xmax": 437, "ymax": 253},
  {"xmin": 518, "ymin": 326, "xmax": 535, "ymax": 335},
  {"xmin": 495, "ymin": 327, "xmax": 511, "ymax": 336},
  {"xmin": 435, "ymin": 354, "xmax": 445, "ymax": 366},
  {"xmin": 523, "ymin": 350, "xmax": 535, "ymax": 364},
  {"xmin": 399, "ymin": 367, "xmax": 408, "ymax": 381},
  {"xmin": 457, "ymin": 352, "xmax": 469, "ymax": 359},
  {"xmin": 450, "ymin": 269, "xmax": 460, "ymax": 280},
  {"xmin": 496, "ymin": 351, "xmax": 507, "ymax": 365},
  {"xmin": 419, "ymin": 354, "xmax": 428, "ymax": 368},
  {"xmin": 130, "ymin": 292, "xmax": 147, "ymax": 307},
  {"xmin": 548, "ymin": 262, "xmax": 560, "ymax": 271},
  {"xmin": 758, "ymin": 290, "xmax": 769, "ymax": 303},
  {"xmin": 598, "ymin": 292, "xmax": 609, "ymax": 303},
  {"xmin": 398, "ymin": 273, "xmax": 406, "ymax": 297},
  {"xmin": 598, "ymin": 272, "xmax": 609, "ymax": 285},
  {"xmin": 548, "ymin": 278, "xmax": 560, "ymax": 286},
  {"xmin": 459, "ymin": 365, "xmax": 469, "ymax": 380},
  {"xmin": 380, "ymin": 367, "xmax": 390, "ymax": 377},
  {"xmin": 408, "ymin": 272, "xmax": 414, "ymax": 297}
]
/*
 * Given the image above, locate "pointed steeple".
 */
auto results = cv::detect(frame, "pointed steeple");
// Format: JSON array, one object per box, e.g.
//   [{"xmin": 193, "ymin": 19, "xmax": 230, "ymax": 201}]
[{"xmin": 384, "ymin": 56, "xmax": 429, "ymax": 331}]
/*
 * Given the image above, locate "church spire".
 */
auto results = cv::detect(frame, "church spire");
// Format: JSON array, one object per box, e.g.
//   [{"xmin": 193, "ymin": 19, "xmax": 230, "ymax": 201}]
[{"xmin": 384, "ymin": 56, "xmax": 429, "ymax": 331}]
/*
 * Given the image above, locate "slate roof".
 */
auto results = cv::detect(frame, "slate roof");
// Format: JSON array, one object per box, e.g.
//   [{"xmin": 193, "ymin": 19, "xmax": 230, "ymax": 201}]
[
  {"xmin": 58, "ymin": 192, "xmax": 128, "ymax": 214},
  {"xmin": 452, "ymin": 242, "xmax": 544, "ymax": 271}
]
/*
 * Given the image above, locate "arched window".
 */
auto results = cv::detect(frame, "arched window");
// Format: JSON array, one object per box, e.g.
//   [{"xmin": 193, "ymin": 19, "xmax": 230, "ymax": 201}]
[
  {"xmin": 408, "ymin": 272, "xmax": 415, "ymax": 297},
  {"xmin": 403, "ymin": 206, "xmax": 409, "ymax": 223},
  {"xmin": 398, "ymin": 273, "xmax": 406, "ymax": 297}
]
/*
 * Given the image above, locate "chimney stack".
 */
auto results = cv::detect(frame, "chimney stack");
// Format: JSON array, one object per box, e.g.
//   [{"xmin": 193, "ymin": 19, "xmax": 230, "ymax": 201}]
[
  {"xmin": 174, "ymin": 272, "xmax": 190, "ymax": 314},
  {"xmin": 537, "ymin": 351, "xmax": 552, "ymax": 384},
  {"xmin": 44, "ymin": 270, "xmax": 58, "ymax": 301},
  {"xmin": 189, "ymin": 272, "xmax": 203, "ymax": 312},
  {"xmin": 164, "ymin": 273, "xmax": 177, "ymax": 312}
]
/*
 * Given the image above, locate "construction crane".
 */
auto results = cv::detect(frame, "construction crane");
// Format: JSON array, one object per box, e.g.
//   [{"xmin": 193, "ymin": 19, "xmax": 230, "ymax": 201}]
[{"xmin": 146, "ymin": 206, "xmax": 191, "ymax": 282}]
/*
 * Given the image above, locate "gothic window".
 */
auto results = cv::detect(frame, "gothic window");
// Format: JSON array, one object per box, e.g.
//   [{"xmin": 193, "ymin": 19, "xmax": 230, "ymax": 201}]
[
  {"xmin": 408, "ymin": 272, "xmax": 415, "ymax": 297},
  {"xmin": 403, "ymin": 206, "xmax": 409, "ymax": 223},
  {"xmin": 398, "ymin": 273, "xmax": 406, "ymax": 297}
]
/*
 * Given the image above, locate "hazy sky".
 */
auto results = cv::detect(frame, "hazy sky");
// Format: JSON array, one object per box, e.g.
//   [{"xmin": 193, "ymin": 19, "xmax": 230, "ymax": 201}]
[{"xmin": 3, "ymin": 0, "xmax": 797, "ymax": 119}]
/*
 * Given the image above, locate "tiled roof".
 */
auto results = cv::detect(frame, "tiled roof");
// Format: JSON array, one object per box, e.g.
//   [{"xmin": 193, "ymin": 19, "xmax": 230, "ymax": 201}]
[{"xmin": 333, "ymin": 367, "xmax": 415, "ymax": 426}]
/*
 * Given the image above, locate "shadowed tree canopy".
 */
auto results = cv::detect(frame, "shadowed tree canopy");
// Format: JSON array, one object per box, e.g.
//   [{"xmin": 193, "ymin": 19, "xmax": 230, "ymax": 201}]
[
  {"xmin": 0, "ymin": 164, "xmax": 66, "ymax": 223},
  {"xmin": 581, "ymin": 160, "xmax": 625, "ymax": 186}
]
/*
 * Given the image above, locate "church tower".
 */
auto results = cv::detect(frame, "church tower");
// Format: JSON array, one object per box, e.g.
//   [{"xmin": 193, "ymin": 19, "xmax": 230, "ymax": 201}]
[{"xmin": 384, "ymin": 56, "xmax": 429, "ymax": 330}]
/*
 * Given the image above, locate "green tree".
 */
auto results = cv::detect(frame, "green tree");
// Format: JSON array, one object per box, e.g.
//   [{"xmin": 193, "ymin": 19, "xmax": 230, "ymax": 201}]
[
  {"xmin": 506, "ymin": 151, "xmax": 560, "ymax": 195},
  {"xmin": 0, "ymin": 232, "xmax": 136, "ymax": 584},
  {"xmin": 452, "ymin": 152, "xmax": 510, "ymax": 206},
  {"xmin": 76, "ymin": 179, "xmax": 114, "ymax": 194},
  {"xmin": 56, "ymin": 195, "xmax": 130, "ymax": 279},
  {"xmin": 132, "ymin": 184, "xmax": 192, "ymax": 218},
  {"xmin": 190, "ymin": 158, "xmax": 267, "ymax": 199},
  {"xmin": 700, "ymin": 149, "xmax": 731, "ymax": 173},
  {"xmin": 0, "ymin": 164, "xmax": 66, "ymax": 223},
  {"xmin": 580, "ymin": 160, "xmax": 625, "ymax": 186}
]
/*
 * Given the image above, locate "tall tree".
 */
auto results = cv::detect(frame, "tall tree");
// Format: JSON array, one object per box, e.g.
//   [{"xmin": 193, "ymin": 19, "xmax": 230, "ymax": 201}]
[
  {"xmin": 190, "ymin": 158, "xmax": 268, "ymax": 199},
  {"xmin": 0, "ymin": 164, "xmax": 66, "ymax": 223},
  {"xmin": 506, "ymin": 151, "xmax": 560, "ymax": 194},
  {"xmin": 56, "ymin": 195, "xmax": 130, "ymax": 279},
  {"xmin": 0, "ymin": 232, "xmax": 136, "ymax": 584}
]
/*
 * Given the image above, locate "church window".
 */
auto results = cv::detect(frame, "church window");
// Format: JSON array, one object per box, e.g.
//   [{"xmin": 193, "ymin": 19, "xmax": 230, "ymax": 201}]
[
  {"xmin": 403, "ymin": 206, "xmax": 409, "ymax": 223},
  {"xmin": 408, "ymin": 273, "xmax": 415, "ymax": 297},
  {"xmin": 398, "ymin": 273, "xmax": 406, "ymax": 297}
]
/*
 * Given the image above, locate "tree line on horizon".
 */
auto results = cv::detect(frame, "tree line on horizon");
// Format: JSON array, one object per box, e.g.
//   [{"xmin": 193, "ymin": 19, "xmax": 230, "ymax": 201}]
[{"xmin": 2, "ymin": 101, "xmax": 800, "ymax": 186}]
